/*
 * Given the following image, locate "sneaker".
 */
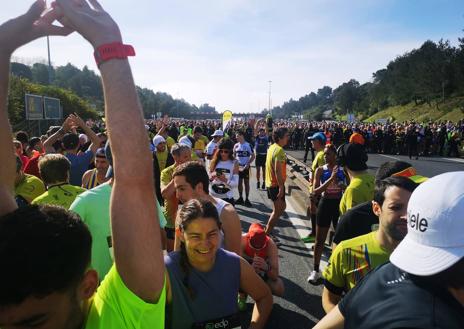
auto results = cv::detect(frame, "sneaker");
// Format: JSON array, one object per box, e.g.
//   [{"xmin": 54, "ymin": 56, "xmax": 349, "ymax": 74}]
[
  {"xmin": 261, "ymin": 182, "xmax": 265, "ymax": 189},
  {"xmin": 236, "ymin": 197, "xmax": 244, "ymax": 205},
  {"xmin": 238, "ymin": 296, "xmax": 247, "ymax": 312},
  {"xmin": 307, "ymin": 270, "xmax": 321, "ymax": 284},
  {"xmin": 256, "ymin": 181, "xmax": 260, "ymax": 189},
  {"xmin": 301, "ymin": 235, "xmax": 316, "ymax": 243},
  {"xmin": 244, "ymin": 199, "xmax": 252, "ymax": 207}
]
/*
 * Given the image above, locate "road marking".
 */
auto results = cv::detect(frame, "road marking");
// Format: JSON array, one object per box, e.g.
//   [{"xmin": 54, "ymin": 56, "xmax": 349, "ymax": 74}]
[
  {"xmin": 284, "ymin": 194, "xmax": 329, "ymax": 272},
  {"xmin": 379, "ymin": 154, "xmax": 400, "ymax": 161},
  {"xmin": 442, "ymin": 157, "xmax": 464, "ymax": 164},
  {"xmin": 379, "ymin": 153, "xmax": 464, "ymax": 164}
]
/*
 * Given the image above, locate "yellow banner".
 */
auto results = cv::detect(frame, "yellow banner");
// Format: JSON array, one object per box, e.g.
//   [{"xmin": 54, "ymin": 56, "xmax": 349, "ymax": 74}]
[{"xmin": 222, "ymin": 110, "xmax": 233, "ymax": 131}]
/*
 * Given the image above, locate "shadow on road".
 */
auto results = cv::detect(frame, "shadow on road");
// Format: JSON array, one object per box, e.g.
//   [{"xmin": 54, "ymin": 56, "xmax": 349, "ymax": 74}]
[{"xmin": 240, "ymin": 303, "xmax": 318, "ymax": 329}]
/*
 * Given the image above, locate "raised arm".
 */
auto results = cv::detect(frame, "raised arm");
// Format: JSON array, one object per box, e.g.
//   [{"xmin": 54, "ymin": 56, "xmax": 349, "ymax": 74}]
[
  {"xmin": 0, "ymin": 0, "xmax": 71, "ymax": 216},
  {"xmin": 43, "ymin": 116, "xmax": 72, "ymax": 153},
  {"xmin": 56, "ymin": 0, "xmax": 164, "ymax": 302},
  {"xmin": 70, "ymin": 113, "xmax": 100, "ymax": 154}
]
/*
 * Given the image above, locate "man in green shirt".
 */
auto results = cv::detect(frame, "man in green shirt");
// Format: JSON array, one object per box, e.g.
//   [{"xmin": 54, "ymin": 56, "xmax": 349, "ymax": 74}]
[
  {"xmin": 14, "ymin": 156, "xmax": 46, "ymax": 205},
  {"xmin": 321, "ymin": 176, "xmax": 418, "ymax": 313},
  {"xmin": 32, "ymin": 154, "xmax": 86, "ymax": 209},
  {"xmin": 337, "ymin": 143, "xmax": 375, "ymax": 215},
  {"xmin": 0, "ymin": 2, "xmax": 165, "ymax": 328}
]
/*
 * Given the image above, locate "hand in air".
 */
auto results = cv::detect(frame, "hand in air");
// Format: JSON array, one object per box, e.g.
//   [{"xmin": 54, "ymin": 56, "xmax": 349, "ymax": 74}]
[
  {"xmin": 0, "ymin": 0, "xmax": 72, "ymax": 56},
  {"xmin": 54, "ymin": 0, "xmax": 122, "ymax": 48}
]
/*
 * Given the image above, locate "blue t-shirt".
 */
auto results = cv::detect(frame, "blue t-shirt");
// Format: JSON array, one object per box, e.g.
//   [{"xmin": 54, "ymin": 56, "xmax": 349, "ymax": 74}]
[
  {"xmin": 233, "ymin": 142, "xmax": 254, "ymax": 167},
  {"xmin": 66, "ymin": 150, "xmax": 94, "ymax": 186},
  {"xmin": 165, "ymin": 249, "xmax": 240, "ymax": 329},
  {"xmin": 255, "ymin": 135, "xmax": 269, "ymax": 155}
]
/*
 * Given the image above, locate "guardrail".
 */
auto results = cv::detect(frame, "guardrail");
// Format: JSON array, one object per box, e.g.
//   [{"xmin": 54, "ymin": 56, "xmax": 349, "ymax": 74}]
[{"xmin": 286, "ymin": 154, "xmax": 311, "ymax": 192}]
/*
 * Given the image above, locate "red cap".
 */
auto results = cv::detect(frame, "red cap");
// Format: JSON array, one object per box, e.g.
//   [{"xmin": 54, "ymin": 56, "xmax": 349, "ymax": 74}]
[{"xmin": 248, "ymin": 223, "xmax": 269, "ymax": 249}]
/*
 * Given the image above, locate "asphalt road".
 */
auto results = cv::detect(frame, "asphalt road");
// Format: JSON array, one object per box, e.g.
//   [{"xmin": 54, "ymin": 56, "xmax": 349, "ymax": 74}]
[
  {"xmin": 286, "ymin": 149, "xmax": 464, "ymax": 178},
  {"xmin": 236, "ymin": 150, "xmax": 464, "ymax": 328}
]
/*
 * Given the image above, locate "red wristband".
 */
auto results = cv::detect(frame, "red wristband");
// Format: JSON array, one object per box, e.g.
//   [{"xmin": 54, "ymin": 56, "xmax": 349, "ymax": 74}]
[{"xmin": 94, "ymin": 42, "xmax": 135, "ymax": 67}]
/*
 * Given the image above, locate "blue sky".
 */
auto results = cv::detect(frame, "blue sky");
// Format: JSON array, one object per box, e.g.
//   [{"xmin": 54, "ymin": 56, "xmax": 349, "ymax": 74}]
[{"xmin": 3, "ymin": 0, "xmax": 463, "ymax": 113}]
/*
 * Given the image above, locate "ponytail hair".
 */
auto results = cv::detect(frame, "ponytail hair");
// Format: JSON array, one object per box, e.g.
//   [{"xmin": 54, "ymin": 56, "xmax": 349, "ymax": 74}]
[{"xmin": 176, "ymin": 199, "xmax": 222, "ymax": 299}]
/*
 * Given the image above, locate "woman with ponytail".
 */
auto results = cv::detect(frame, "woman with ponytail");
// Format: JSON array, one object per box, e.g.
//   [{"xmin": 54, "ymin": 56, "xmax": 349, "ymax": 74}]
[{"xmin": 164, "ymin": 199, "xmax": 273, "ymax": 329}]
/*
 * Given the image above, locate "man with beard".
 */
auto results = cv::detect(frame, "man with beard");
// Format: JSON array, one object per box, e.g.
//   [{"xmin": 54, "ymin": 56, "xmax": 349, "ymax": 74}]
[
  {"xmin": 315, "ymin": 172, "xmax": 464, "ymax": 329},
  {"xmin": 321, "ymin": 176, "xmax": 418, "ymax": 313}
]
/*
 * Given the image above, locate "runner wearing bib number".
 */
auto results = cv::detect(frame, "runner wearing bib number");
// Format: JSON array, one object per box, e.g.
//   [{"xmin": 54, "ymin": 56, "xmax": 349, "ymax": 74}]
[
  {"xmin": 165, "ymin": 199, "xmax": 273, "ymax": 329},
  {"xmin": 307, "ymin": 145, "xmax": 346, "ymax": 284}
]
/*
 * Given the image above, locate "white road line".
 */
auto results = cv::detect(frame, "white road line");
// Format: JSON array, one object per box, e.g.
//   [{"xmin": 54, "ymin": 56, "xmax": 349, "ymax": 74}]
[
  {"xmin": 379, "ymin": 154, "xmax": 400, "ymax": 161},
  {"xmin": 284, "ymin": 194, "xmax": 328, "ymax": 271},
  {"xmin": 379, "ymin": 153, "xmax": 464, "ymax": 164},
  {"xmin": 441, "ymin": 157, "xmax": 464, "ymax": 164}
]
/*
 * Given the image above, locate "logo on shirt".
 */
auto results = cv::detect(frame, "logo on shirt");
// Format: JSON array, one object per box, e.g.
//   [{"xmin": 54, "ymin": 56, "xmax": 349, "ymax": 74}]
[
  {"xmin": 205, "ymin": 319, "xmax": 229, "ymax": 329},
  {"xmin": 409, "ymin": 212, "xmax": 428, "ymax": 232}
]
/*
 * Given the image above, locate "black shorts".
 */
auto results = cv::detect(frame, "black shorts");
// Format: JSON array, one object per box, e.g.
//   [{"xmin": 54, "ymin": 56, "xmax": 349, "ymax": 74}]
[
  {"xmin": 267, "ymin": 186, "xmax": 285, "ymax": 201},
  {"xmin": 255, "ymin": 154, "xmax": 266, "ymax": 167},
  {"xmin": 165, "ymin": 227, "xmax": 175, "ymax": 240},
  {"xmin": 316, "ymin": 197, "xmax": 341, "ymax": 228},
  {"xmin": 239, "ymin": 167, "xmax": 250, "ymax": 179}
]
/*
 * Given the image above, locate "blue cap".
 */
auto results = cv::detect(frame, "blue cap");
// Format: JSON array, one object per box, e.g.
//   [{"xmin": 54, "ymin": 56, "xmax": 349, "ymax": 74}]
[{"xmin": 309, "ymin": 132, "xmax": 326, "ymax": 143}]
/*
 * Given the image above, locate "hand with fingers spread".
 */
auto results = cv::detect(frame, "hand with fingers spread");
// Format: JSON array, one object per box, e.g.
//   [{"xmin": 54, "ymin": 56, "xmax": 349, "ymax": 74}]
[
  {"xmin": 0, "ymin": 0, "xmax": 72, "ymax": 56},
  {"xmin": 54, "ymin": 0, "xmax": 122, "ymax": 48},
  {"xmin": 69, "ymin": 113, "xmax": 87, "ymax": 129}
]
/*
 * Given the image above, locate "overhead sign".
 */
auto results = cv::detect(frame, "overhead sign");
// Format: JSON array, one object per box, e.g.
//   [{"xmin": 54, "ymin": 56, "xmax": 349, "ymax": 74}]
[
  {"xmin": 346, "ymin": 113, "xmax": 356, "ymax": 123},
  {"xmin": 44, "ymin": 97, "xmax": 61, "ymax": 119},
  {"xmin": 25, "ymin": 94, "xmax": 43, "ymax": 120}
]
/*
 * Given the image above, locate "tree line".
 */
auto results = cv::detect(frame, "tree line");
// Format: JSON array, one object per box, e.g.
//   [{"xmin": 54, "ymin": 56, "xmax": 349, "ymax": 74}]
[
  {"xmin": 9, "ymin": 62, "xmax": 218, "ymax": 127},
  {"xmin": 267, "ymin": 37, "xmax": 464, "ymax": 120}
]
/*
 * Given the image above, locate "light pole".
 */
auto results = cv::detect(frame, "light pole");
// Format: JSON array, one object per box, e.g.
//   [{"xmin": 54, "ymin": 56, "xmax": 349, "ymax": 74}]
[
  {"xmin": 268, "ymin": 80, "xmax": 272, "ymax": 116},
  {"xmin": 47, "ymin": 36, "xmax": 53, "ymax": 84}
]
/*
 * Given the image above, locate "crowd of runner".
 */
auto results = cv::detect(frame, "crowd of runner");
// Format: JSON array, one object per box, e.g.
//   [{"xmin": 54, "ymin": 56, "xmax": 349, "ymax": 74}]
[{"xmin": 1, "ymin": 1, "xmax": 464, "ymax": 329}]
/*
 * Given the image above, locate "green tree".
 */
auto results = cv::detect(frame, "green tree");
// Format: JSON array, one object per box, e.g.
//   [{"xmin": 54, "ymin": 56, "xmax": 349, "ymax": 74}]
[
  {"xmin": 10, "ymin": 62, "xmax": 32, "ymax": 80},
  {"xmin": 31, "ymin": 63, "xmax": 51, "ymax": 85}
]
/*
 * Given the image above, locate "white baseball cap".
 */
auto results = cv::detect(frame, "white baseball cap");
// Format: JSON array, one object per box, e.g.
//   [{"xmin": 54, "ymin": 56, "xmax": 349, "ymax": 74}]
[
  {"xmin": 152, "ymin": 135, "xmax": 166, "ymax": 147},
  {"xmin": 390, "ymin": 171, "xmax": 464, "ymax": 276},
  {"xmin": 178, "ymin": 135, "xmax": 192, "ymax": 148},
  {"xmin": 211, "ymin": 130, "xmax": 224, "ymax": 137}
]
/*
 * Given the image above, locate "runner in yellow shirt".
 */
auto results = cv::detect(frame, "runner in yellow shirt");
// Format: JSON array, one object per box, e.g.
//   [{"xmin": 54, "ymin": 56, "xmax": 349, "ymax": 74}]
[
  {"xmin": 336, "ymin": 143, "xmax": 374, "ymax": 215},
  {"xmin": 14, "ymin": 155, "xmax": 46, "ymax": 205},
  {"xmin": 265, "ymin": 127, "xmax": 290, "ymax": 245},
  {"xmin": 31, "ymin": 154, "xmax": 86, "ymax": 209},
  {"xmin": 322, "ymin": 176, "xmax": 418, "ymax": 313}
]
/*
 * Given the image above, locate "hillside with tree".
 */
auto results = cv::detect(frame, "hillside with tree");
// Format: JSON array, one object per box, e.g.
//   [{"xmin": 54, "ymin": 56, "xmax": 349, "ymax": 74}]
[
  {"xmin": 9, "ymin": 62, "xmax": 218, "ymax": 127},
  {"xmin": 267, "ymin": 37, "xmax": 464, "ymax": 122}
]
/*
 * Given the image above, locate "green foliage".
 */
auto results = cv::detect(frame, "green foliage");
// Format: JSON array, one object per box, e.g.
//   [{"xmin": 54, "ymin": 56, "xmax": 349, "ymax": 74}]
[
  {"xmin": 31, "ymin": 63, "xmax": 50, "ymax": 85},
  {"xmin": 11, "ymin": 62, "xmax": 32, "ymax": 80},
  {"xmin": 366, "ymin": 97, "xmax": 464, "ymax": 123},
  {"xmin": 271, "ymin": 37, "xmax": 464, "ymax": 121},
  {"xmin": 11, "ymin": 61, "xmax": 217, "ymax": 119},
  {"xmin": 7, "ymin": 75, "xmax": 98, "ymax": 130}
]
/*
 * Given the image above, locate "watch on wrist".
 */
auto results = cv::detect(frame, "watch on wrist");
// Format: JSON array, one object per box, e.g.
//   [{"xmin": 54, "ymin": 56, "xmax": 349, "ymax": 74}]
[{"xmin": 94, "ymin": 42, "xmax": 135, "ymax": 67}]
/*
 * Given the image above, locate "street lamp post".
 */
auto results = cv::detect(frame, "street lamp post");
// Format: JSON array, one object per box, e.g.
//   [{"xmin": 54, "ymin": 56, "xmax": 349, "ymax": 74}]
[
  {"xmin": 268, "ymin": 80, "xmax": 272, "ymax": 116},
  {"xmin": 47, "ymin": 36, "xmax": 53, "ymax": 84}
]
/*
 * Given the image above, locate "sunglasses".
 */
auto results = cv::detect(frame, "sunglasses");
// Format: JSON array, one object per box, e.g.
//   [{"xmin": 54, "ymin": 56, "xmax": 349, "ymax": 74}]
[{"xmin": 219, "ymin": 149, "xmax": 230, "ymax": 154}]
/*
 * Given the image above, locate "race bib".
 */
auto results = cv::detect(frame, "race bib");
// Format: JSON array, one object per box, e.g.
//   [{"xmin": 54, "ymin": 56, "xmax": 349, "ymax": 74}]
[{"xmin": 192, "ymin": 313, "xmax": 241, "ymax": 329}]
